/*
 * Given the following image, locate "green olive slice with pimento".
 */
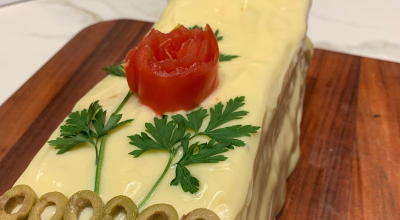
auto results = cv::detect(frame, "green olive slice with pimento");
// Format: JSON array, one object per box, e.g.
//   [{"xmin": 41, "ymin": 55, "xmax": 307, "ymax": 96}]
[
  {"xmin": 137, "ymin": 203, "xmax": 178, "ymax": 220},
  {"xmin": 102, "ymin": 195, "xmax": 138, "ymax": 220},
  {"xmin": 0, "ymin": 185, "xmax": 37, "ymax": 220},
  {"xmin": 63, "ymin": 190, "xmax": 104, "ymax": 220},
  {"xmin": 28, "ymin": 191, "xmax": 67, "ymax": 220},
  {"xmin": 181, "ymin": 208, "xmax": 220, "ymax": 220}
]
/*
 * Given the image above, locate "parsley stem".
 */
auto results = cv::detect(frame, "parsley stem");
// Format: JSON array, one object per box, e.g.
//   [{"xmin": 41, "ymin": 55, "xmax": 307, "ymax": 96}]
[
  {"xmin": 138, "ymin": 154, "xmax": 174, "ymax": 210},
  {"xmin": 94, "ymin": 144, "xmax": 99, "ymax": 165},
  {"xmin": 94, "ymin": 90, "xmax": 132, "ymax": 194},
  {"xmin": 115, "ymin": 90, "xmax": 133, "ymax": 114},
  {"xmin": 94, "ymin": 135, "xmax": 107, "ymax": 194}
]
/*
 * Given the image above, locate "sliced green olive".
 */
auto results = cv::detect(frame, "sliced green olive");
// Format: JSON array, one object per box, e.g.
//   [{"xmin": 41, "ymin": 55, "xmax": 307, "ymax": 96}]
[
  {"xmin": 102, "ymin": 195, "xmax": 138, "ymax": 220},
  {"xmin": 180, "ymin": 208, "xmax": 220, "ymax": 220},
  {"xmin": 137, "ymin": 204, "xmax": 178, "ymax": 220},
  {"xmin": 28, "ymin": 191, "xmax": 67, "ymax": 220},
  {"xmin": 0, "ymin": 185, "xmax": 37, "ymax": 220},
  {"xmin": 63, "ymin": 190, "xmax": 104, "ymax": 220}
]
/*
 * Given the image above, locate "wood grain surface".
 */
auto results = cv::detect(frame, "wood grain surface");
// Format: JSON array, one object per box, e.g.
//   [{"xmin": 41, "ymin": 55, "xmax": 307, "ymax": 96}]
[{"xmin": 0, "ymin": 20, "xmax": 399, "ymax": 219}]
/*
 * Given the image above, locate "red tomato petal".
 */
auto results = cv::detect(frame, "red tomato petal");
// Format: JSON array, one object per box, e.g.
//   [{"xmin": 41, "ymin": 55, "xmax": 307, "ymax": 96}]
[{"xmin": 124, "ymin": 24, "xmax": 219, "ymax": 115}]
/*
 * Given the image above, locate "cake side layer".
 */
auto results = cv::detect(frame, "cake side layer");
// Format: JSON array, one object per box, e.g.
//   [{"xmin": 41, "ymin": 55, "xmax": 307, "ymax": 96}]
[
  {"xmin": 240, "ymin": 39, "xmax": 313, "ymax": 220},
  {"xmin": 15, "ymin": 0, "xmax": 311, "ymax": 219}
]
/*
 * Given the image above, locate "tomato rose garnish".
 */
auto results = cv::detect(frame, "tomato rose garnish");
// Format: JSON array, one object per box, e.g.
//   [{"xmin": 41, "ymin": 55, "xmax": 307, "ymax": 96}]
[{"xmin": 124, "ymin": 24, "xmax": 219, "ymax": 115}]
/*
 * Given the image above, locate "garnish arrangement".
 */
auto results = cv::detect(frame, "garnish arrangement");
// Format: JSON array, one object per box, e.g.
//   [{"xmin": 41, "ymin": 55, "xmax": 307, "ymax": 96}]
[
  {"xmin": 47, "ymin": 24, "xmax": 246, "ymax": 210},
  {"xmin": 129, "ymin": 97, "xmax": 260, "ymax": 209},
  {"xmin": 0, "ymin": 24, "xmax": 250, "ymax": 220},
  {"xmin": 47, "ymin": 24, "xmax": 241, "ymax": 197}
]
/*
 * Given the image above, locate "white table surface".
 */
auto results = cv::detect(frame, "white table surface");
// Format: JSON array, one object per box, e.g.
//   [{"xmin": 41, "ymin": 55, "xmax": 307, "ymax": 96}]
[{"xmin": 0, "ymin": 0, "xmax": 399, "ymax": 106}]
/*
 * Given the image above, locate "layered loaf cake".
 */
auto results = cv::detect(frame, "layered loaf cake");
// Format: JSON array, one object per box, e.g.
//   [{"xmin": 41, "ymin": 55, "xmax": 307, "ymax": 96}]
[{"xmin": 3, "ymin": 0, "xmax": 313, "ymax": 219}]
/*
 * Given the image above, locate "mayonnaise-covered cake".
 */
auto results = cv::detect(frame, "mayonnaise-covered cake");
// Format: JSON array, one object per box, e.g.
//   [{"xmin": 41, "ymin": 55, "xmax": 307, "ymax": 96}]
[{"xmin": 2, "ymin": 0, "xmax": 313, "ymax": 219}]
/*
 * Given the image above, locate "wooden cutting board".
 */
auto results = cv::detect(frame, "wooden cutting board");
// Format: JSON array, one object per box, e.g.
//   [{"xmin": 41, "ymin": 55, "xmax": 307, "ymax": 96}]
[{"xmin": 0, "ymin": 20, "xmax": 399, "ymax": 220}]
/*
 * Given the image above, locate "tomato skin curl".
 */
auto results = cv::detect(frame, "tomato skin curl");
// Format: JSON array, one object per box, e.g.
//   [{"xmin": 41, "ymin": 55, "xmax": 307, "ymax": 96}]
[{"xmin": 124, "ymin": 24, "xmax": 219, "ymax": 115}]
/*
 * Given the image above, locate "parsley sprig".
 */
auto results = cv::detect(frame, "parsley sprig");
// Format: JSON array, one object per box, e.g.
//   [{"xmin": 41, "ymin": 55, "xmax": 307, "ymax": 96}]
[
  {"xmin": 48, "ymin": 91, "xmax": 133, "ymax": 194},
  {"xmin": 129, "ymin": 96, "xmax": 259, "ymax": 209},
  {"xmin": 101, "ymin": 61, "xmax": 126, "ymax": 77},
  {"xmin": 214, "ymin": 29, "xmax": 223, "ymax": 41},
  {"xmin": 219, "ymin": 54, "xmax": 240, "ymax": 62}
]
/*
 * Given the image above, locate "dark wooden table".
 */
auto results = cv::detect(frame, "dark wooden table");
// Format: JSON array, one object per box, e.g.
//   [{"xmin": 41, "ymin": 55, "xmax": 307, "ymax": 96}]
[{"xmin": 0, "ymin": 20, "xmax": 399, "ymax": 220}]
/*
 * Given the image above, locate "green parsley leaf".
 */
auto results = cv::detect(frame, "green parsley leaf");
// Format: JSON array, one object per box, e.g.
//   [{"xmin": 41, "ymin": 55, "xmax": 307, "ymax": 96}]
[
  {"xmin": 171, "ymin": 164, "xmax": 200, "ymax": 194},
  {"xmin": 219, "ymin": 53, "xmax": 239, "ymax": 62},
  {"xmin": 128, "ymin": 116, "xmax": 185, "ymax": 157},
  {"xmin": 205, "ymin": 96, "xmax": 248, "ymax": 131},
  {"xmin": 172, "ymin": 108, "xmax": 208, "ymax": 134},
  {"xmin": 179, "ymin": 139, "xmax": 231, "ymax": 165},
  {"xmin": 146, "ymin": 117, "xmax": 180, "ymax": 150},
  {"xmin": 101, "ymin": 63, "xmax": 126, "ymax": 77},
  {"xmin": 203, "ymin": 125, "xmax": 260, "ymax": 147},
  {"xmin": 61, "ymin": 110, "xmax": 89, "ymax": 136},
  {"xmin": 171, "ymin": 139, "xmax": 231, "ymax": 193},
  {"xmin": 128, "ymin": 132, "xmax": 165, "ymax": 157},
  {"xmin": 93, "ymin": 109, "xmax": 133, "ymax": 137},
  {"xmin": 92, "ymin": 108, "xmax": 107, "ymax": 136},
  {"xmin": 87, "ymin": 101, "xmax": 102, "ymax": 125},
  {"xmin": 170, "ymin": 121, "xmax": 187, "ymax": 149},
  {"xmin": 198, "ymin": 97, "xmax": 260, "ymax": 147},
  {"xmin": 49, "ymin": 100, "xmax": 133, "ymax": 154},
  {"xmin": 59, "ymin": 125, "xmax": 84, "ymax": 137},
  {"xmin": 104, "ymin": 114, "xmax": 133, "ymax": 134},
  {"xmin": 48, "ymin": 134, "xmax": 91, "ymax": 155},
  {"xmin": 52, "ymin": 101, "xmax": 101, "ymax": 151},
  {"xmin": 214, "ymin": 29, "xmax": 223, "ymax": 41}
]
